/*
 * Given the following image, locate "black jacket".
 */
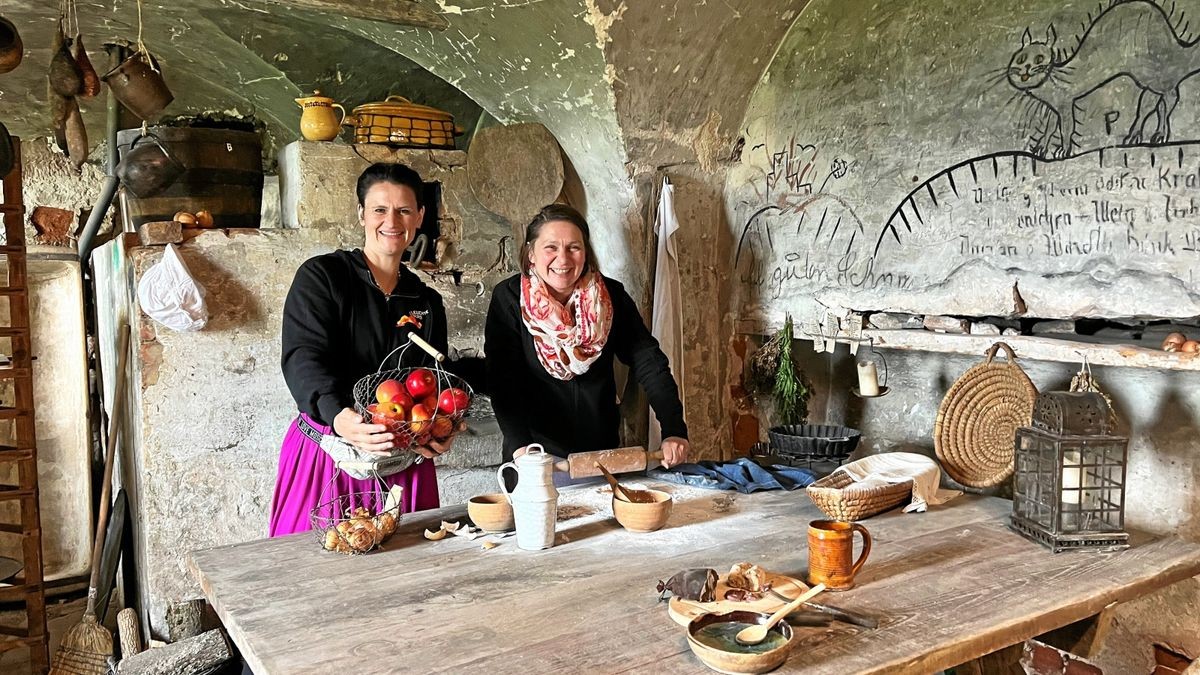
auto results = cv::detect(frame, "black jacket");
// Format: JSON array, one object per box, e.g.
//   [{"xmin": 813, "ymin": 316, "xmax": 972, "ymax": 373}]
[
  {"xmin": 484, "ymin": 273, "xmax": 687, "ymax": 459},
  {"xmin": 281, "ymin": 249, "xmax": 448, "ymax": 427}
]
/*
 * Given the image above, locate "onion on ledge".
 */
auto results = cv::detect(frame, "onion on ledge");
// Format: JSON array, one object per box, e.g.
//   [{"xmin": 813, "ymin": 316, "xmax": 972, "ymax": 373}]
[{"xmin": 1162, "ymin": 332, "xmax": 1188, "ymax": 352}]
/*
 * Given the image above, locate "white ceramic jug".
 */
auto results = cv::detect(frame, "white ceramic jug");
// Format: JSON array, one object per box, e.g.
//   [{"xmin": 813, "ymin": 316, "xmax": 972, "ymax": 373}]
[{"xmin": 497, "ymin": 444, "xmax": 558, "ymax": 550}]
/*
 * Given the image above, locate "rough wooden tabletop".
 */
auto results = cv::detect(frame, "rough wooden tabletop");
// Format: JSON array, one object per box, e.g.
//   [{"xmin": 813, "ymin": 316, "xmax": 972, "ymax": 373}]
[{"xmin": 188, "ymin": 483, "xmax": 1200, "ymax": 674}]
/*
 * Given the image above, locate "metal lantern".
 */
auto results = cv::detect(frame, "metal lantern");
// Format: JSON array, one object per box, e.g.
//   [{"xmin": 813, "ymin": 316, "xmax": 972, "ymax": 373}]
[{"xmin": 1010, "ymin": 391, "xmax": 1129, "ymax": 552}]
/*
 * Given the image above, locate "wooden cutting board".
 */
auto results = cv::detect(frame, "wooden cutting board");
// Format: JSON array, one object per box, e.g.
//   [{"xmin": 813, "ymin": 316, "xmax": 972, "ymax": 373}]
[{"xmin": 667, "ymin": 570, "xmax": 810, "ymax": 627}]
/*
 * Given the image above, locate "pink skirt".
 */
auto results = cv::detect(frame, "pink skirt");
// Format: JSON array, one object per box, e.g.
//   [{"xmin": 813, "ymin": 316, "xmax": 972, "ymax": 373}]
[{"xmin": 269, "ymin": 414, "xmax": 440, "ymax": 537}]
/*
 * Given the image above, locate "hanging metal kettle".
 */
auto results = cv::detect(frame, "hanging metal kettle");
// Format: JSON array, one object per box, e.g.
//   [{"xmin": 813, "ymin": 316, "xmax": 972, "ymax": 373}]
[{"xmin": 116, "ymin": 131, "xmax": 183, "ymax": 198}]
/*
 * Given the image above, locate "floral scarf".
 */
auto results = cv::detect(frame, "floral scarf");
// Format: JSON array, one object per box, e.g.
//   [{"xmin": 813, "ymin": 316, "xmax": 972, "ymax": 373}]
[{"xmin": 520, "ymin": 271, "xmax": 613, "ymax": 380}]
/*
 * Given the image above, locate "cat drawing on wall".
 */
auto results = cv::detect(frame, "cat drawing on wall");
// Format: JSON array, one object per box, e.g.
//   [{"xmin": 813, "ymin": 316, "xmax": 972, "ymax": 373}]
[{"xmin": 1006, "ymin": 0, "xmax": 1200, "ymax": 158}]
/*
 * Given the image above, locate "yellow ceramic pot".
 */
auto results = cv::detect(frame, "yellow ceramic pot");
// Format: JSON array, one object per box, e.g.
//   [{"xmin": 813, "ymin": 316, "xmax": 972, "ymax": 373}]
[{"xmin": 295, "ymin": 90, "xmax": 346, "ymax": 142}]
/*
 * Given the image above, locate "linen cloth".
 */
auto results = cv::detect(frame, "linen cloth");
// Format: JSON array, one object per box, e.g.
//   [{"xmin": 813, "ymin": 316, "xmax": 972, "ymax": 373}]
[{"xmin": 834, "ymin": 452, "xmax": 962, "ymax": 513}]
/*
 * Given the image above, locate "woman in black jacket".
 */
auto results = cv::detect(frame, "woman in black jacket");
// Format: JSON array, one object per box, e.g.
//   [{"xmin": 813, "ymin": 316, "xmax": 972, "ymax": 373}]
[
  {"xmin": 484, "ymin": 204, "xmax": 689, "ymax": 467},
  {"xmin": 271, "ymin": 163, "xmax": 458, "ymax": 536}
]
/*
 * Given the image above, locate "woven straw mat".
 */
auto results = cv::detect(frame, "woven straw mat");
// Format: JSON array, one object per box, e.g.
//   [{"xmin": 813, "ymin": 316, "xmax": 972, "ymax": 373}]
[{"xmin": 933, "ymin": 341, "xmax": 1037, "ymax": 488}]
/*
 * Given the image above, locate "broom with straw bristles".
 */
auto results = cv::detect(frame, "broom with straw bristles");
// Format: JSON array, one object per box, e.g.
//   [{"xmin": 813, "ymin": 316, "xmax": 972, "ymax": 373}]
[{"xmin": 51, "ymin": 324, "xmax": 129, "ymax": 674}]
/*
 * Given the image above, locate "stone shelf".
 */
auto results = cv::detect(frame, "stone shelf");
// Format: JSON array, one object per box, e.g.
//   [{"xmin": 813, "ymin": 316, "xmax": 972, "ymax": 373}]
[
  {"xmin": 861, "ymin": 329, "xmax": 1200, "ymax": 372},
  {"xmin": 735, "ymin": 319, "xmax": 1200, "ymax": 371}
]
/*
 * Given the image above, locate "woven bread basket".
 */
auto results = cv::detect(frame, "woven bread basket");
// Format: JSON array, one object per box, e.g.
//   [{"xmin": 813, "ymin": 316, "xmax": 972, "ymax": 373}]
[
  {"xmin": 806, "ymin": 470, "xmax": 913, "ymax": 521},
  {"xmin": 933, "ymin": 342, "xmax": 1037, "ymax": 488}
]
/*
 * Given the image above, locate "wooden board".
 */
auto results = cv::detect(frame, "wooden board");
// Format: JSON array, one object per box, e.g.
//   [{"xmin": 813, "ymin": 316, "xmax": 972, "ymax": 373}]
[
  {"xmin": 189, "ymin": 489, "xmax": 1200, "ymax": 675},
  {"xmin": 667, "ymin": 570, "xmax": 809, "ymax": 626},
  {"xmin": 467, "ymin": 123, "xmax": 564, "ymax": 233}
]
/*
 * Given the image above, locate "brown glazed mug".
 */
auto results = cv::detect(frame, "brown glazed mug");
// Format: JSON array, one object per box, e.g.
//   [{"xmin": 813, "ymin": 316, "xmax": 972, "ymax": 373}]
[{"xmin": 808, "ymin": 520, "xmax": 872, "ymax": 591}]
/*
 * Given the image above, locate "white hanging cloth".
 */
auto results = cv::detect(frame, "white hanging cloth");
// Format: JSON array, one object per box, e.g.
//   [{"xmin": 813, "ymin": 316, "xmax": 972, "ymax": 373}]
[{"xmin": 649, "ymin": 177, "xmax": 684, "ymax": 452}]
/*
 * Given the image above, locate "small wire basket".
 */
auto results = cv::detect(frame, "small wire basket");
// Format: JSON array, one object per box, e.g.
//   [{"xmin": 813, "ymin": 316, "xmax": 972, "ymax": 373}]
[
  {"xmin": 310, "ymin": 479, "xmax": 403, "ymax": 555},
  {"xmin": 352, "ymin": 333, "xmax": 475, "ymax": 451}
]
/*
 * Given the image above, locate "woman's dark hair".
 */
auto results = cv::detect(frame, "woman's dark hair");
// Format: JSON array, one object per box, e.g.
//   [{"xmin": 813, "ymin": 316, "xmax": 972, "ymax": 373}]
[
  {"xmin": 356, "ymin": 163, "xmax": 425, "ymax": 208},
  {"xmin": 519, "ymin": 204, "xmax": 601, "ymax": 277}
]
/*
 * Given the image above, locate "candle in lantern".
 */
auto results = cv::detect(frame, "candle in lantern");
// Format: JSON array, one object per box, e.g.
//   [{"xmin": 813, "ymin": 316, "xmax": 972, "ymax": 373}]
[
  {"xmin": 1061, "ymin": 450, "xmax": 1082, "ymax": 505},
  {"xmin": 857, "ymin": 360, "xmax": 880, "ymax": 397}
]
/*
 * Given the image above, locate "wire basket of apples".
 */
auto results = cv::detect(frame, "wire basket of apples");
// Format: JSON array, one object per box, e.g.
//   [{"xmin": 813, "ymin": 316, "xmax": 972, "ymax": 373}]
[{"xmin": 352, "ymin": 333, "xmax": 474, "ymax": 451}]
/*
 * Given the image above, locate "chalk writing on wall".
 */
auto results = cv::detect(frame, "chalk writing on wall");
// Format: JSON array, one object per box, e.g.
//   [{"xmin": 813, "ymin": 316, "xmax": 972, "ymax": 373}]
[
  {"xmin": 735, "ymin": 1, "xmax": 1200, "ymax": 319},
  {"xmin": 999, "ymin": 0, "xmax": 1199, "ymax": 158}
]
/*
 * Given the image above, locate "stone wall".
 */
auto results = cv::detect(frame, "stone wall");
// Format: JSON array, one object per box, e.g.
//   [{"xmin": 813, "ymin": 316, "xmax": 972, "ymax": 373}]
[{"xmin": 728, "ymin": 0, "xmax": 1200, "ymax": 327}]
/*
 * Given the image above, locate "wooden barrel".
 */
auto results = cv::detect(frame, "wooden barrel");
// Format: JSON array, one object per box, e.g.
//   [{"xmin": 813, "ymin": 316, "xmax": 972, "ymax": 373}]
[{"xmin": 116, "ymin": 126, "xmax": 263, "ymax": 229}]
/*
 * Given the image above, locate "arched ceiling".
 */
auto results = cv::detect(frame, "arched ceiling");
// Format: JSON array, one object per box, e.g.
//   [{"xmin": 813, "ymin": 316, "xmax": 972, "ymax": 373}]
[{"xmin": 0, "ymin": 0, "xmax": 810, "ymax": 297}]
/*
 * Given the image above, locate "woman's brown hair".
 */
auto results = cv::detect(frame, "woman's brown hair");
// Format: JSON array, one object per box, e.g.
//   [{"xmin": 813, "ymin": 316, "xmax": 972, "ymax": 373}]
[{"xmin": 519, "ymin": 204, "xmax": 601, "ymax": 277}]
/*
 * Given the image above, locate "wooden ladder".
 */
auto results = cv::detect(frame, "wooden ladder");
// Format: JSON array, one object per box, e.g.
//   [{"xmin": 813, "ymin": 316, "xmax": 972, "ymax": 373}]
[{"xmin": 0, "ymin": 139, "xmax": 50, "ymax": 673}]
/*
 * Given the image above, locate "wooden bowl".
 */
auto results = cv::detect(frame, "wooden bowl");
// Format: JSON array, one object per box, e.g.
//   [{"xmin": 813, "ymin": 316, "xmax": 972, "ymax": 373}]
[
  {"xmin": 686, "ymin": 610, "xmax": 795, "ymax": 674},
  {"xmin": 611, "ymin": 488, "xmax": 672, "ymax": 532},
  {"xmin": 467, "ymin": 493, "xmax": 514, "ymax": 532}
]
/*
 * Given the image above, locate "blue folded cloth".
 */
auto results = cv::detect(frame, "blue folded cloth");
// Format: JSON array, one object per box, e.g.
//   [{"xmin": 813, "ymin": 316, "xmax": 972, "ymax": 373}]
[{"xmin": 649, "ymin": 458, "xmax": 817, "ymax": 494}]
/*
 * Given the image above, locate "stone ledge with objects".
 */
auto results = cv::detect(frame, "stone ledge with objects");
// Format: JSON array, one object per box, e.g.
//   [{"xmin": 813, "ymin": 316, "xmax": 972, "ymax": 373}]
[{"xmin": 738, "ymin": 311, "xmax": 1200, "ymax": 372}]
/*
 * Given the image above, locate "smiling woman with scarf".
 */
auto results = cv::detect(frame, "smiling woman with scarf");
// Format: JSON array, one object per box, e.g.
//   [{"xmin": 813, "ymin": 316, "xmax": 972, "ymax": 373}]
[{"xmin": 485, "ymin": 204, "xmax": 689, "ymax": 471}]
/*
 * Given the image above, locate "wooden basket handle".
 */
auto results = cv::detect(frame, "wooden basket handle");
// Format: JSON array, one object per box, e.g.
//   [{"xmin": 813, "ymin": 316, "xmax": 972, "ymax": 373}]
[{"xmin": 985, "ymin": 341, "xmax": 1017, "ymax": 364}]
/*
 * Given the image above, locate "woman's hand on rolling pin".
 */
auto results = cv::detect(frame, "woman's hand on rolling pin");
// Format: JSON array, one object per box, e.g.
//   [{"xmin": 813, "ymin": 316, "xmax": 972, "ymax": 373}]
[
  {"xmin": 333, "ymin": 407, "xmax": 395, "ymax": 455},
  {"xmin": 660, "ymin": 437, "xmax": 690, "ymax": 468},
  {"xmin": 413, "ymin": 421, "xmax": 468, "ymax": 460}
]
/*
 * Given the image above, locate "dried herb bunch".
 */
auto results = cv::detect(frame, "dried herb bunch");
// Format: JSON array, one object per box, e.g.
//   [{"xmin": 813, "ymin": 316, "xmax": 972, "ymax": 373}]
[{"xmin": 748, "ymin": 315, "xmax": 811, "ymax": 424}]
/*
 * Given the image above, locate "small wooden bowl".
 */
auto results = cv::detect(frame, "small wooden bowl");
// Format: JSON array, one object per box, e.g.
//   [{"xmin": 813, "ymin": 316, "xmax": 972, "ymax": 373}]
[
  {"xmin": 611, "ymin": 488, "xmax": 672, "ymax": 532},
  {"xmin": 467, "ymin": 493, "xmax": 514, "ymax": 532},
  {"xmin": 686, "ymin": 610, "xmax": 795, "ymax": 674}
]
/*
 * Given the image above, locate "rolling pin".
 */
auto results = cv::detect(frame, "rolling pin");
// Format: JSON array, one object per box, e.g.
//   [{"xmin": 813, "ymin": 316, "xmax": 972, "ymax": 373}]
[{"xmin": 551, "ymin": 446, "xmax": 664, "ymax": 478}]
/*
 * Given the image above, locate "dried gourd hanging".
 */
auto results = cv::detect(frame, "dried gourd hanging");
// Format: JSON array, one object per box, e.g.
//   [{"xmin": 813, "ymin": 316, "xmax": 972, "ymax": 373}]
[
  {"xmin": 48, "ymin": 86, "xmax": 71, "ymax": 152},
  {"xmin": 74, "ymin": 35, "xmax": 100, "ymax": 98},
  {"xmin": 64, "ymin": 97, "xmax": 88, "ymax": 169},
  {"xmin": 48, "ymin": 20, "xmax": 82, "ymax": 97}
]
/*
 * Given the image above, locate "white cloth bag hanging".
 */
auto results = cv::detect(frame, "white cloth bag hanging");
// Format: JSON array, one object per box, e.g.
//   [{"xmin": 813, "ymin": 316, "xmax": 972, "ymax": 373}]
[
  {"xmin": 649, "ymin": 177, "xmax": 684, "ymax": 451},
  {"xmin": 137, "ymin": 243, "xmax": 209, "ymax": 332}
]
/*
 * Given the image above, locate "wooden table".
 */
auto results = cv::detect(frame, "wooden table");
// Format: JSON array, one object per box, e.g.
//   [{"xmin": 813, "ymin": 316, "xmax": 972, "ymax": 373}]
[{"xmin": 189, "ymin": 485, "xmax": 1200, "ymax": 674}]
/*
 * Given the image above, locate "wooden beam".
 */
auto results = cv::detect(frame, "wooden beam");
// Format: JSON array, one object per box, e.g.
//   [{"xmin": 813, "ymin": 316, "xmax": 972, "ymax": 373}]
[{"xmin": 258, "ymin": 0, "xmax": 449, "ymax": 31}]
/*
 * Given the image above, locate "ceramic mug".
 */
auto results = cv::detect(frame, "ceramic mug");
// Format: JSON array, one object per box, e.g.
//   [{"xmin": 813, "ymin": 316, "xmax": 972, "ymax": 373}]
[{"xmin": 808, "ymin": 519, "xmax": 871, "ymax": 591}]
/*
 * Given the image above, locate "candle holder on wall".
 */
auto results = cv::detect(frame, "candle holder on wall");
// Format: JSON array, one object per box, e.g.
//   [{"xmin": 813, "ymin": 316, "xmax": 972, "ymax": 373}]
[
  {"xmin": 1010, "ymin": 391, "xmax": 1130, "ymax": 553},
  {"xmin": 852, "ymin": 346, "xmax": 890, "ymax": 398}
]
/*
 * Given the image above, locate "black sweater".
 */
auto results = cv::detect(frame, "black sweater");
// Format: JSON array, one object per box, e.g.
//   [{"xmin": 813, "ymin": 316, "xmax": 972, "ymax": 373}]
[
  {"xmin": 484, "ymin": 273, "xmax": 687, "ymax": 459},
  {"xmin": 281, "ymin": 249, "xmax": 448, "ymax": 427}
]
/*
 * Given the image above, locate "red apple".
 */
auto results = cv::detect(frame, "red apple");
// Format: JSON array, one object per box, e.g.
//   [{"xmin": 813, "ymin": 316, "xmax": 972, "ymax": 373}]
[
  {"xmin": 375, "ymin": 379, "xmax": 405, "ymax": 404},
  {"xmin": 373, "ymin": 401, "xmax": 405, "ymax": 426},
  {"xmin": 430, "ymin": 415, "xmax": 454, "ymax": 441},
  {"xmin": 419, "ymin": 394, "xmax": 438, "ymax": 412},
  {"xmin": 408, "ymin": 403, "xmax": 432, "ymax": 434},
  {"xmin": 437, "ymin": 387, "xmax": 471, "ymax": 416},
  {"xmin": 391, "ymin": 390, "xmax": 413, "ymax": 411},
  {"xmin": 405, "ymin": 369, "xmax": 437, "ymax": 400}
]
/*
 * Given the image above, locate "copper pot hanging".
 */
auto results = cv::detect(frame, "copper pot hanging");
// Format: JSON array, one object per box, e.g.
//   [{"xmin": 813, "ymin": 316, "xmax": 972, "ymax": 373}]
[
  {"xmin": 101, "ymin": 51, "xmax": 173, "ymax": 120},
  {"xmin": 0, "ymin": 16, "xmax": 21, "ymax": 74}
]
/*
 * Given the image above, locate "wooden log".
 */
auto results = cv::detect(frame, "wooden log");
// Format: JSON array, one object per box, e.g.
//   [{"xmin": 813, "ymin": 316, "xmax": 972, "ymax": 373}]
[
  {"xmin": 116, "ymin": 629, "xmax": 232, "ymax": 675},
  {"xmin": 117, "ymin": 608, "xmax": 142, "ymax": 658},
  {"xmin": 256, "ymin": 0, "xmax": 448, "ymax": 30},
  {"xmin": 165, "ymin": 599, "xmax": 206, "ymax": 643}
]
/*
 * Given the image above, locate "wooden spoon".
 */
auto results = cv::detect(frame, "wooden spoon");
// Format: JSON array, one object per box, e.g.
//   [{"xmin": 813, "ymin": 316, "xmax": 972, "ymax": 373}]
[
  {"xmin": 594, "ymin": 462, "xmax": 639, "ymax": 502},
  {"xmin": 734, "ymin": 583, "xmax": 826, "ymax": 646}
]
